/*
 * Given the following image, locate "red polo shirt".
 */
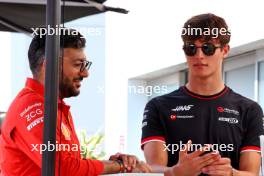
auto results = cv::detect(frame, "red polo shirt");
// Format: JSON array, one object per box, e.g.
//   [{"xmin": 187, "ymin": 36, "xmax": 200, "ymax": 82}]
[{"xmin": 0, "ymin": 78, "xmax": 104, "ymax": 176}]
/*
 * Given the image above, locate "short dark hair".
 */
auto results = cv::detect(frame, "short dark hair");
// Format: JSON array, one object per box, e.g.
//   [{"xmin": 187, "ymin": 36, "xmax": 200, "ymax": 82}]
[
  {"xmin": 181, "ymin": 13, "xmax": 231, "ymax": 46},
  {"xmin": 28, "ymin": 27, "xmax": 86, "ymax": 75}
]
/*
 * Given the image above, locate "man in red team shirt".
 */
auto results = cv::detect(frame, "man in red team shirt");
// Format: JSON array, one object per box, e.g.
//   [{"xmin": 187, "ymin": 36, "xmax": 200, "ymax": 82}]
[{"xmin": 0, "ymin": 28, "xmax": 151, "ymax": 175}]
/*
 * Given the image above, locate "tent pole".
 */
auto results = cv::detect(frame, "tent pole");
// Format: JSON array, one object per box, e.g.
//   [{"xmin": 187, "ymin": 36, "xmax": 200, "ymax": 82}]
[{"xmin": 42, "ymin": 0, "xmax": 61, "ymax": 175}]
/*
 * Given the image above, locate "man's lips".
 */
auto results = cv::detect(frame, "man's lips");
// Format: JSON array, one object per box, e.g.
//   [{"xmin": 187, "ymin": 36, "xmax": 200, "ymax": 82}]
[
  {"xmin": 193, "ymin": 63, "xmax": 208, "ymax": 67},
  {"xmin": 73, "ymin": 79, "xmax": 82, "ymax": 87}
]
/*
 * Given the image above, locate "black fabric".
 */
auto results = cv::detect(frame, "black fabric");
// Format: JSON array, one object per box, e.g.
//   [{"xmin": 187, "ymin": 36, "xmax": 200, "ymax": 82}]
[
  {"xmin": 141, "ymin": 86, "xmax": 264, "ymax": 169},
  {"xmin": 0, "ymin": 2, "xmax": 105, "ymax": 34}
]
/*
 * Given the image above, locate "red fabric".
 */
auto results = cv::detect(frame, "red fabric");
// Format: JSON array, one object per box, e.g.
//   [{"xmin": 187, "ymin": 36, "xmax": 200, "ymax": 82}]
[
  {"xmin": 141, "ymin": 136, "xmax": 165, "ymax": 150},
  {"xmin": 240, "ymin": 146, "xmax": 261, "ymax": 152},
  {"xmin": 0, "ymin": 78, "xmax": 104, "ymax": 176}
]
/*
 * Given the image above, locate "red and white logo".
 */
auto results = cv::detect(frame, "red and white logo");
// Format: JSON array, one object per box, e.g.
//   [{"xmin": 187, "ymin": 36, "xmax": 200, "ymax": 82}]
[
  {"xmin": 217, "ymin": 106, "xmax": 224, "ymax": 112},
  {"xmin": 217, "ymin": 106, "xmax": 239, "ymax": 115},
  {"xmin": 170, "ymin": 114, "xmax": 177, "ymax": 120}
]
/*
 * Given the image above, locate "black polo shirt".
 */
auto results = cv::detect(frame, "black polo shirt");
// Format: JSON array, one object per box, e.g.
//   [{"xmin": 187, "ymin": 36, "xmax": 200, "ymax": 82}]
[{"xmin": 141, "ymin": 86, "xmax": 264, "ymax": 169}]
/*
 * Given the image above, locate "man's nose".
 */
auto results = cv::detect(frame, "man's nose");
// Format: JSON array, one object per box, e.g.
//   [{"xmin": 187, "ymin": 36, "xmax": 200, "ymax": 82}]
[
  {"xmin": 194, "ymin": 48, "xmax": 205, "ymax": 59},
  {"xmin": 80, "ymin": 69, "xmax": 89, "ymax": 78}
]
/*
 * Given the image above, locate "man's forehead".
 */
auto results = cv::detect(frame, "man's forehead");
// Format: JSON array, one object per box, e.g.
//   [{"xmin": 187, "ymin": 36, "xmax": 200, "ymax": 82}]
[
  {"xmin": 62, "ymin": 48, "xmax": 87, "ymax": 61},
  {"xmin": 185, "ymin": 38, "xmax": 220, "ymax": 44}
]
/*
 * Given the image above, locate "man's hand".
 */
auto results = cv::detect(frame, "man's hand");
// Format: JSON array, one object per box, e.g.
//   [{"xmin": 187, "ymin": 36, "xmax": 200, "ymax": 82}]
[
  {"xmin": 201, "ymin": 157, "xmax": 233, "ymax": 176},
  {"xmin": 132, "ymin": 160, "xmax": 153, "ymax": 173},
  {"xmin": 109, "ymin": 153, "xmax": 152, "ymax": 173},
  {"xmin": 166, "ymin": 140, "xmax": 221, "ymax": 176}
]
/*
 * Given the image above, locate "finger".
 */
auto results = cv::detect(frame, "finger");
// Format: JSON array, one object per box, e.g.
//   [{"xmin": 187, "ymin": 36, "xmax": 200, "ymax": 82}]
[
  {"xmin": 202, "ymin": 164, "xmax": 232, "ymax": 175},
  {"xmin": 200, "ymin": 153, "xmax": 221, "ymax": 167},
  {"xmin": 179, "ymin": 140, "xmax": 192, "ymax": 158},
  {"xmin": 210, "ymin": 158, "xmax": 231, "ymax": 165},
  {"xmin": 141, "ymin": 162, "xmax": 152, "ymax": 173},
  {"xmin": 203, "ymin": 169, "xmax": 230, "ymax": 176},
  {"xmin": 134, "ymin": 161, "xmax": 152, "ymax": 173},
  {"xmin": 109, "ymin": 152, "xmax": 121, "ymax": 160},
  {"xmin": 190, "ymin": 145, "xmax": 217, "ymax": 158},
  {"xmin": 143, "ymin": 162, "xmax": 153, "ymax": 173},
  {"xmin": 133, "ymin": 156, "xmax": 138, "ymax": 168},
  {"xmin": 120, "ymin": 155, "xmax": 129, "ymax": 169},
  {"xmin": 127, "ymin": 156, "xmax": 136, "ymax": 171}
]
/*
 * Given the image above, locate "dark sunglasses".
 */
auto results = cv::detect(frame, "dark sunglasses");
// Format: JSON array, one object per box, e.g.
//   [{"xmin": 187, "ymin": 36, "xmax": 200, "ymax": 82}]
[
  {"xmin": 183, "ymin": 43, "xmax": 222, "ymax": 56},
  {"xmin": 80, "ymin": 60, "xmax": 92, "ymax": 72}
]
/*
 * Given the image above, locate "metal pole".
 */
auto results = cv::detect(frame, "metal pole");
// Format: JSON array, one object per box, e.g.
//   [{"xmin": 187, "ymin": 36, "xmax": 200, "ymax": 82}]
[{"xmin": 42, "ymin": 0, "xmax": 61, "ymax": 175}]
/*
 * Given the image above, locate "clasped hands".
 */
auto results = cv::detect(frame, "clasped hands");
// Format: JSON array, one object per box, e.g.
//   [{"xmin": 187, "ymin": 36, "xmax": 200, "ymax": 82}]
[{"xmin": 167, "ymin": 140, "xmax": 233, "ymax": 176}]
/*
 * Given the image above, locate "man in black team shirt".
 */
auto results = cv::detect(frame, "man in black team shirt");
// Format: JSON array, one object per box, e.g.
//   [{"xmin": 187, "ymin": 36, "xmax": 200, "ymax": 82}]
[{"xmin": 141, "ymin": 13, "xmax": 264, "ymax": 176}]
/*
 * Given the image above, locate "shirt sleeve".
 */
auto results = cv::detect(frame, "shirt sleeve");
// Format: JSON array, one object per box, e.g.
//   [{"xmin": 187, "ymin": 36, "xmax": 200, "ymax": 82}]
[
  {"xmin": 141, "ymin": 98, "xmax": 166, "ymax": 149},
  {"xmin": 12, "ymin": 95, "xmax": 104, "ymax": 176},
  {"xmin": 240, "ymin": 102, "xmax": 264, "ymax": 153}
]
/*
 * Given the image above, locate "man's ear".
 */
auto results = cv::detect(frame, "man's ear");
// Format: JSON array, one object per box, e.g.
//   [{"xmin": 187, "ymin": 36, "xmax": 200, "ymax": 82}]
[
  {"xmin": 43, "ymin": 59, "xmax": 46, "ymax": 67},
  {"xmin": 223, "ymin": 44, "xmax": 230, "ymax": 59},
  {"xmin": 38, "ymin": 59, "xmax": 46, "ymax": 76}
]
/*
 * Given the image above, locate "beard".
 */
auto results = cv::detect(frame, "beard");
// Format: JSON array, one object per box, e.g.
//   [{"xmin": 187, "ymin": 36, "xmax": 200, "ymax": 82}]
[{"xmin": 59, "ymin": 76, "xmax": 83, "ymax": 98}]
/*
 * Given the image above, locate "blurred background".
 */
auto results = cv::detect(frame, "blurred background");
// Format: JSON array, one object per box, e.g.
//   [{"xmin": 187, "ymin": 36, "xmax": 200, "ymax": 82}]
[{"xmin": 0, "ymin": 0, "xmax": 263, "ymax": 160}]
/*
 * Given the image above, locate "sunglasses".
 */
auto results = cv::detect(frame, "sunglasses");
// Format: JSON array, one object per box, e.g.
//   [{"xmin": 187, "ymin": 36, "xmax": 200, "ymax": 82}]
[
  {"xmin": 183, "ymin": 43, "xmax": 222, "ymax": 56},
  {"xmin": 80, "ymin": 60, "xmax": 92, "ymax": 72}
]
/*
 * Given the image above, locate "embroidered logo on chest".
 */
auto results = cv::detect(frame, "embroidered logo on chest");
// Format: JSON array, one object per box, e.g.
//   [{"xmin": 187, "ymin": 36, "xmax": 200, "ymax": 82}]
[
  {"xmin": 216, "ymin": 106, "xmax": 239, "ymax": 116},
  {"xmin": 61, "ymin": 123, "xmax": 71, "ymax": 140},
  {"xmin": 171, "ymin": 105, "xmax": 194, "ymax": 112}
]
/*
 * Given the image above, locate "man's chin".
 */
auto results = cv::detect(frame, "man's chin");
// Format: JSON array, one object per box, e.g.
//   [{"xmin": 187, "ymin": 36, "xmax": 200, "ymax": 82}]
[
  {"xmin": 71, "ymin": 90, "xmax": 80, "ymax": 97},
  {"xmin": 62, "ymin": 90, "xmax": 80, "ymax": 98}
]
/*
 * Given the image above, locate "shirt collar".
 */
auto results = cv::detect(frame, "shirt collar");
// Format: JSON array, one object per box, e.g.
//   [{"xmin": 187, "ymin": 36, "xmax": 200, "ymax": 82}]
[
  {"xmin": 25, "ymin": 78, "xmax": 44, "ymax": 96},
  {"xmin": 25, "ymin": 78, "xmax": 69, "ymax": 107}
]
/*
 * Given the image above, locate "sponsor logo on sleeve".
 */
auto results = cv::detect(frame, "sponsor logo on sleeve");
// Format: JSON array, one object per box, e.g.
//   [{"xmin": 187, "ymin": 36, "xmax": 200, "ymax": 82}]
[
  {"xmin": 20, "ymin": 103, "xmax": 42, "ymax": 118},
  {"xmin": 27, "ymin": 117, "xmax": 44, "ymax": 131},
  {"xmin": 25, "ymin": 108, "xmax": 43, "ymax": 122}
]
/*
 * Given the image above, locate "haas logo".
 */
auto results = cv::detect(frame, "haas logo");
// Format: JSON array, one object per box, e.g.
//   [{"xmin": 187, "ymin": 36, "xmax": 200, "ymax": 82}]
[{"xmin": 172, "ymin": 105, "xmax": 194, "ymax": 112}]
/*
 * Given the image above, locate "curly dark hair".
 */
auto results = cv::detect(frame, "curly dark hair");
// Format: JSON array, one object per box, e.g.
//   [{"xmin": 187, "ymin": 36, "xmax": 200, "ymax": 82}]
[
  {"xmin": 28, "ymin": 27, "xmax": 86, "ymax": 76},
  {"xmin": 181, "ymin": 13, "xmax": 231, "ymax": 46}
]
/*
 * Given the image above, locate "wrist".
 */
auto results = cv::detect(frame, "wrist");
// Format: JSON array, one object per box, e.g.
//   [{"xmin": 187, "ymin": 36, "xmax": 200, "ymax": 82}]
[
  {"xmin": 115, "ymin": 159, "xmax": 125, "ymax": 173},
  {"xmin": 164, "ymin": 167, "xmax": 173, "ymax": 176}
]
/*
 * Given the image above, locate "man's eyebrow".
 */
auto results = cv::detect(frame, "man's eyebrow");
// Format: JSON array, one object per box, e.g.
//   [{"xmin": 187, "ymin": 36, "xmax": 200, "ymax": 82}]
[{"xmin": 74, "ymin": 58, "xmax": 87, "ymax": 62}]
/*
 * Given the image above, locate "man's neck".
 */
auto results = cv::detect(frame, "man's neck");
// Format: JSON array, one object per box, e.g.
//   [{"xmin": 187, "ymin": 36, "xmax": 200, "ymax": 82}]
[
  {"xmin": 33, "ymin": 75, "xmax": 64, "ymax": 100},
  {"xmin": 186, "ymin": 76, "xmax": 225, "ymax": 96}
]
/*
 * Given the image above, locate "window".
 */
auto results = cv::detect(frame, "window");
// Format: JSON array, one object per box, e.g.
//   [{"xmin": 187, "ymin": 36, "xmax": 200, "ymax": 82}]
[
  {"xmin": 259, "ymin": 61, "xmax": 264, "ymax": 109},
  {"xmin": 225, "ymin": 64, "xmax": 255, "ymax": 100}
]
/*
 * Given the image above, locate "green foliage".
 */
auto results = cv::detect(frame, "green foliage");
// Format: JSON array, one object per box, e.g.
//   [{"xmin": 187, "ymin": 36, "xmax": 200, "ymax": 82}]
[{"xmin": 78, "ymin": 129, "xmax": 106, "ymax": 160}]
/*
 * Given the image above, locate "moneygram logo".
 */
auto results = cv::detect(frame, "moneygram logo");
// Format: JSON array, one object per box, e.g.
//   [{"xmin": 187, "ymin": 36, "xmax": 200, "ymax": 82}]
[{"xmin": 217, "ymin": 106, "xmax": 239, "ymax": 115}]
